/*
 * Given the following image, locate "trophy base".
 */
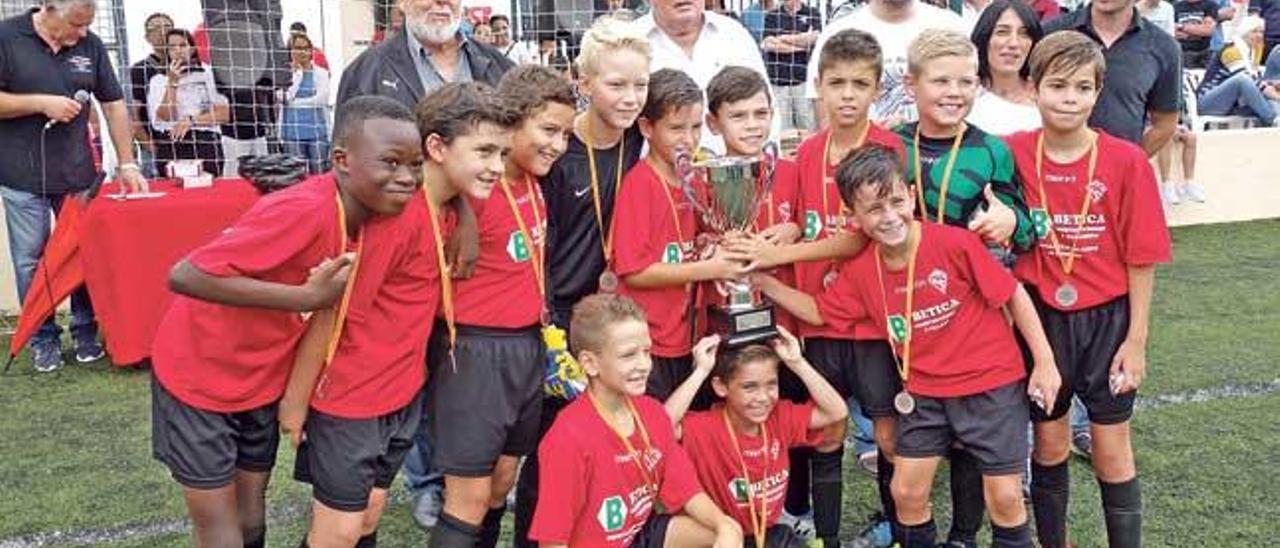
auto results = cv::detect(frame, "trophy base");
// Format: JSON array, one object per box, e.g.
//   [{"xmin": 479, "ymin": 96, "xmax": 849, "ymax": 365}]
[{"xmin": 708, "ymin": 303, "xmax": 778, "ymax": 348}]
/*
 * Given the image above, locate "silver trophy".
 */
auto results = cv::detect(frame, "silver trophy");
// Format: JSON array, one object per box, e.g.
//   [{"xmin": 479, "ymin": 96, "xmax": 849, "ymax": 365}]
[{"xmin": 676, "ymin": 145, "xmax": 779, "ymax": 347}]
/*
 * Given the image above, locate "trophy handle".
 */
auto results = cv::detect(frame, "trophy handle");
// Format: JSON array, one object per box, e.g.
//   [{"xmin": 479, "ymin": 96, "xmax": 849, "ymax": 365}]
[
  {"xmin": 675, "ymin": 146, "xmax": 714, "ymax": 223},
  {"xmin": 761, "ymin": 141, "xmax": 778, "ymax": 195}
]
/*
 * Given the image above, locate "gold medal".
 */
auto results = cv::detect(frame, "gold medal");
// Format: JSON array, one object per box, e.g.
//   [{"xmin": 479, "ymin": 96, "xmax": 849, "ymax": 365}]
[
  {"xmin": 598, "ymin": 270, "xmax": 619, "ymax": 293},
  {"xmin": 1054, "ymin": 283, "xmax": 1078, "ymax": 308},
  {"xmin": 894, "ymin": 390, "xmax": 916, "ymax": 415}
]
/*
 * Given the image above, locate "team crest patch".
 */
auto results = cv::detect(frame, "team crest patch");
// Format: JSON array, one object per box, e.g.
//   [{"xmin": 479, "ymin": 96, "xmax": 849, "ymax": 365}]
[
  {"xmin": 1087, "ymin": 180, "xmax": 1107, "ymax": 202},
  {"xmin": 729, "ymin": 478, "xmax": 750, "ymax": 503},
  {"xmin": 928, "ymin": 268, "xmax": 948, "ymax": 294},
  {"xmin": 777, "ymin": 202, "xmax": 793, "ymax": 223},
  {"xmin": 597, "ymin": 495, "xmax": 627, "ymax": 532}
]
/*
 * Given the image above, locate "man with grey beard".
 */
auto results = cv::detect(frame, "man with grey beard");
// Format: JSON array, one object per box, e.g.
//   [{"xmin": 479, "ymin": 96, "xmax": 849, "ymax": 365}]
[{"xmin": 336, "ymin": 0, "xmax": 513, "ymax": 108}]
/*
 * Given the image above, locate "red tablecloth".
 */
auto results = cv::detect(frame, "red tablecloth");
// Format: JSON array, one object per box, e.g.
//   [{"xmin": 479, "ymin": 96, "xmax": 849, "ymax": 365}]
[{"xmin": 80, "ymin": 179, "xmax": 260, "ymax": 365}]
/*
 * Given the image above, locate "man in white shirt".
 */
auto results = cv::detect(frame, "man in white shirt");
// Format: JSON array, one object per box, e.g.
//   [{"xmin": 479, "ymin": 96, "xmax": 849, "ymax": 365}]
[
  {"xmin": 633, "ymin": 0, "xmax": 778, "ymax": 152},
  {"xmin": 805, "ymin": 0, "xmax": 964, "ymax": 125}
]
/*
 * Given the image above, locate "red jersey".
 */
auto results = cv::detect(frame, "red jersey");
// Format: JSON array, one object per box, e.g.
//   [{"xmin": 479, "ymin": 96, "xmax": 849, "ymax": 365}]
[
  {"xmin": 613, "ymin": 160, "xmax": 699, "ymax": 357},
  {"xmin": 531, "ymin": 395, "xmax": 703, "ymax": 547},
  {"xmin": 453, "ymin": 177, "xmax": 546, "ymax": 327},
  {"xmin": 680, "ymin": 401, "xmax": 825, "ymax": 531},
  {"xmin": 310, "ymin": 193, "xmax": 442, "ymax": 418},
  {"xmin": 1006, "ymin": 130, "xmax": 1172, "ymax": 312},
  {"xmin": 152, "ymin": 176, "xmax": 343, "ymax": 413},
  {"xmin": 816, "ymin": 223, "xmax": 1025, "ymax": 398},
  {"xmin": 794, "ymin": 126, "xmax": 905, "ymax": 339}
]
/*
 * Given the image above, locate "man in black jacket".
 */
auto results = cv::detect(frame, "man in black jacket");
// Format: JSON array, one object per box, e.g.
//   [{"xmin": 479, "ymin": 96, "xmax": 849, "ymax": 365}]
[{"xmin": 337, "ymin": 0, "xmax": 514, "ymax": 108}]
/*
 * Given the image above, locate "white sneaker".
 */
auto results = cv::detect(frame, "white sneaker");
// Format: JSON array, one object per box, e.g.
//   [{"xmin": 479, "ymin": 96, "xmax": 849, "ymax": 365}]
[
  {"xmin": 1162, "ymin": 183, "xmax": 1181, "ymax": 206},
  {"xmin": 1178, "ymin": 182, "xmax": 1206, "ymax": 203},
  {"xmin": 780, "ymin": 510, "xmax": 817, "ymax": 541}
]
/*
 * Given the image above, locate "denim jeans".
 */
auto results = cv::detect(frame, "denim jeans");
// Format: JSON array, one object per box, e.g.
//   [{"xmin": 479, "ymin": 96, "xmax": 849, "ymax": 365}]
[
  {"xmin": 402, "ymin": 395, "xmax": 444, "ymax": 499},
  {"xmin": 1265, "ymin": 45, "xmax": 1280, "ymax": 81},
  {"xmin": 1198, "ymin": 71, "xmax": 1277, "ymax": 125},
  {"xmin": 283, "ymin": 139, "xmax": 331, "ymax": 175},
  {"xmin": 0, "ymin": 186, "xmax": 98, "ymax": 347},
  {"xmin": 846, "ymin": 396, "xmax": 877, "ymax": 456}
]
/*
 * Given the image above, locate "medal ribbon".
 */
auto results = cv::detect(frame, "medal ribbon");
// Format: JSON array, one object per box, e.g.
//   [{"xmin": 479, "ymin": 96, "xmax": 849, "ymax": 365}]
[
  {"xmin": 422, "ymin": 185, "xmax": 457, "ymax": 363},
  {"xmin": 819, "ymin": 124, "xmax": 868, "ymax": 278},
  {"xmin": 585, "ymin": 115, "xmax": 626, "ymax": 263},
  {"xmin": 912, "ymin": 124, "xmax": 966, "ymax": 224},
  {"xmin": 873, "ymin": 221, "xmax": 922, "ymax": 384},
  {"xmin": 500, "ymin": 175, "xmax": 547, "ymax": 305},
  {"xmin": 722, "ymin": 409, "xmax": 769, "ymax": 548},
  {"xmin": 588, "ymin": 392, "xmax": 657, "ymax": 492},
  {"xmin": 1034, "ymin": 131, "xmax": 1098, "ymax": 279},
  {"xmin": 313, "ymin": 191, "xmax": 365, "ymax": 399}
]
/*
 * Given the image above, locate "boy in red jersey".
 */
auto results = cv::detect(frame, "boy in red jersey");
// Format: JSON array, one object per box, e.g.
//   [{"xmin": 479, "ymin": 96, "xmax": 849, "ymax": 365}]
[
  {"xmin": 703, "ymin": 66, "xmax": 801, "ymax": 335},
  {"xmin": 424, "ymin": 67, "xmax": 573, "ymax": 548},
  {"xmin": 757, "ymin": 144, "xmax": 1061, "ymax": 547},
  {"xmin": 665, "ymin": 329, "xmax": 849, "ymax": 548},
  {"xmin": 149, "ymin": 96, "xmax": 426, "ymax": 548},
  {"xmin": 1006, "ymin": 32, "xmax": 1171, "ymax": 548},
  {"xmin": 611, "ymin": 68, "xmax": 753, "ymax": 405},
  {"xmin": 530, "ymin": 293, "xmax": 743, "ymax": 547}
]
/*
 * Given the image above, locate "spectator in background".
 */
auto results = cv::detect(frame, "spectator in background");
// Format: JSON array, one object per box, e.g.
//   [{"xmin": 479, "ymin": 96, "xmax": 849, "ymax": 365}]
[
  {"xmin": 280, "ymin": 33, "xmax": 330, "ymax": 174},
  {"xmin": 129, "ymin": 12, "xmax": 173, "ymax": 179},
  {"xmin": 762, "ymin": 0, "xmax": 821, "ymax": 132},
  {"xmin": 1029, "ymin": 0, "xmax": 1063, "ymax": 21},
  {"xmin": 1044, "ymin": 0, "xmax": 1182, "ymax": 155},
  {"xmin": 472, "ymin": 19, "xmax": 493, "ymax": 45},
  {"xmin": 1196, "ymin": 14, "xmax": 1280, "ymax": 123},
  {"xmin": 148, "ymin": 28, "xmax": 230, "ymax": 177},
  {"xmin": 968, "ymin": 0, "xmax": 1044, "ymax": 135},
  {"xmin": 337, "ymin": 0, "xmax": 514, "ymax": 108},
  {"xmin": 633, "ymin": 0, "xmax": 773, "ymax": 152},
  {"xmin": 217, "ymin": 85, "xmax": 273, "ymax": 178},
  {"xmin": 740, "ymin": 0, "xmax": 773, "ymax": 42},
  {"xmin": 1253, "ymin": 0, "xmax": 1280, "ymax": 55},
  {"xmin": 372, "ymin": 6, "xmax": 405, "ymax": 45},
  {"xmin": 1141, "ymin": 0, "xmax": 1178, "ymax": 34},
  {"xmin": 0, "ymin": 0, "xmax": 149, "ymax": 371},
  {"xmin": 489, "ymin": 14, "xmax": 514, "ymax": 53},
  {"xmin": 288, "ymin": 21, "xmax": 329, "ymax": 69},
  {"xmin": 1175, "ymin": 0, "xmax": 1219, "ymax": 67}
]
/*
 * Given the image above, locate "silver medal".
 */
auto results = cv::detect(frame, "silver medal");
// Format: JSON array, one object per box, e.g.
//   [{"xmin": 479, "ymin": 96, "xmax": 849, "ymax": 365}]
[
  {"xmin": 598, "ymin": 270, "xmax": 619, "ymax": 293},
  {"xmin": 1054, "ymin": 283, "xmax": 1078, "ymax": 308},
  {"xmin": 893, "ymin": 391, "xmax": 916, "ymax": 415}
]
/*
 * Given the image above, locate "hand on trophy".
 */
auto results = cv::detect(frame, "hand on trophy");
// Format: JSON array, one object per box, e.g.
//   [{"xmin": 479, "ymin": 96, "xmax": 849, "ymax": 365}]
[
  {"xmin": 757, "ymin": 222, "xmax": 801, "ymax": 246},
  {"xmin": 705, "ymin": 242, "xmax": 758, "ymax": 280},
  {"xmin": 691, "ymin": 334, "xmax": 723, "ymax": 373},
  {"xmin": 769, "ymin": 325, "xmax": 804, "ymax": 367}
]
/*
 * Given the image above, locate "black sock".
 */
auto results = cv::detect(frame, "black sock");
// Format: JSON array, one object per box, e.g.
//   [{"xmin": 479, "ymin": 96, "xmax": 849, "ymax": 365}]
[
  {"xmin": 243, "ymin": 530, "xmax": 265, "ymax": 548},
  {"xmin": 1100, "ymin": 477, "xmax": 1142, "ymax": 548},
  {"xmin": 354, "ymin": 530, "xmax": 378, "ymax": 548},
  {"xmin": 892, "ymin": 518, "xmax": 937, "ymax": 548},
  {"xmin": 877, "ymin": 452, "xmax": 897, "ymax": 522},
  {"xmin": 476, "ymin": 505, "xmax": 506, "ymax": 548},
  {"xmin": 991, "ymin": 521, "xmax": 1033, "ymax": 548},
  {"xmin": 811, "ymin": 448, "xmax": 842, "ymax": 546},
  {"xmin": 947, "ymin": 448, "xmax": 986, "ymax": 543},
  {"xmin": 428, "ymin": 512, "xmax": 480, "ymax": 548},
  {"xmin": 1030, "ymin": 461, "xmax": 1070, "ymax": 548},
  {"xmin": 784, "ymin": 447, "xmax": 812, "ymax": 516},
  {"xmin": 297, "ymin": 536, "xmax": 309, "ymax": 548},
  {"xmin": 513, "ymin": 453, "xmax": 539, "ymax": 548}
]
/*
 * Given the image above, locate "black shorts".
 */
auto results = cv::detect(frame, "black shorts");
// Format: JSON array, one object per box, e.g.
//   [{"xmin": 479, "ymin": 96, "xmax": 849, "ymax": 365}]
[
  {"xmin": 852, "ymin": 340, "xmax": 902, "ymax": 418},
  {"xmin": 425, "ymin": 323, "xmax": 545, "ymax": 477},
  {"xmin": 896, "ymin": 381, "xmax": 1029, "ymax": 475},
  {"xmin": 647, "ymin": 354, "xmax": 713, "ymax": 409},
  {"xmin": 627, "ymin": 513, "xmax": 673, "ymax": 548},
  {"xmin": 150, "ymin": 374, "xmax": 279, "ymax": 489},
  {"xmin": 1023, "ymin": 291, "xmax": 1134, "ymax": 425},
  {"xmin": 798, "ymin": 337, "xmax": 856, "ymax": 399},
  {"xmin": 293, "ymin": 390, "xmax": 424, "ymax": 512}
]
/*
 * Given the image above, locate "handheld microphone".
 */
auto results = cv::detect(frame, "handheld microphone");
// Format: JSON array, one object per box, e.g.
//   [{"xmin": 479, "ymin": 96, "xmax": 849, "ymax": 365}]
[{"xmin": 43, "ymin": 90, "xmax": 91, "ymax": 130}]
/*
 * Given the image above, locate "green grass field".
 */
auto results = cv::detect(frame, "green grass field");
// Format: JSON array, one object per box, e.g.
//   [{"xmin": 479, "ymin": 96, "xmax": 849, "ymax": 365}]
[{"xmin": 1, "ymin": 220, "xmax": 1277, "ymax": 547}]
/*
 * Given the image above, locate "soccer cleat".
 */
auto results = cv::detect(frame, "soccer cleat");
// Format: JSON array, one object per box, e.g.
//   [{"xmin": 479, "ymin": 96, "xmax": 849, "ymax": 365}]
[
  {"xmin": 74, "ymin": 338, "xmax": 105, "ymax": 363},
  {"xmin": 848, "ymin": 514, "xmax": 894, "ymax": 548},
  {"xmin": 781, "ymin": 510, "xmax": 817, "ymax": 541},
  {"xmin": 410, "ymin": 488, "xmax": 443, "ymax": 529},
  {"xmin": 1071, "ymin": 431, "xmax": 1094, "ymax": 460},
  {"xmin": 31, "ymin": 339, "xmax": 64, "ymax": 373},
  {"xmin": 858, "ymin": 450, "xmax": 879, "ymax": 477},
  {"xmin": 1178, "ymin": 182, "xmax": 1206, "ymax": 203}
]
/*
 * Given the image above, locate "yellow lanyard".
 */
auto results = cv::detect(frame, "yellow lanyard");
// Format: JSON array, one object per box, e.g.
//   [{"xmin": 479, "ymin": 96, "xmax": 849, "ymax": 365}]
[
  {"xmin": 1034, "ymin": 131, "xmax": 1098, "ymax": 278},
  {"xmin": 873, "ymin": 221, "xmax": 922, "ymax": 383},
  {"xmin": 649, "ymin": 159, "xmax": 687, "ymax": 245},
  {"xmin": 819, "ymin": 124, "xmax": 869, "ymax": 231},
  {"xmin": 913, "ymin": 125, "xmax": 966, "ymax": 224},
  {"xmin": 324, "ymin": 192, "xmax": 364, "ymax": 363},
  {"xmin": 588, "ymin": 392, "xmax": 656, "ymax": 492},
  {"xmin": 500, "ymin": 175, "xmax": 546, "ymax": 300},
  {"xmin": 585, "ymin": 115, "xmax": 626, "ymax": 262},
  {"xmin": 722, "ymin": 409, "xmax": 769, "ymax": 548},
  {"xmin": 422, "ymin": 185, "xmax": 457, "ymax": 360}
]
